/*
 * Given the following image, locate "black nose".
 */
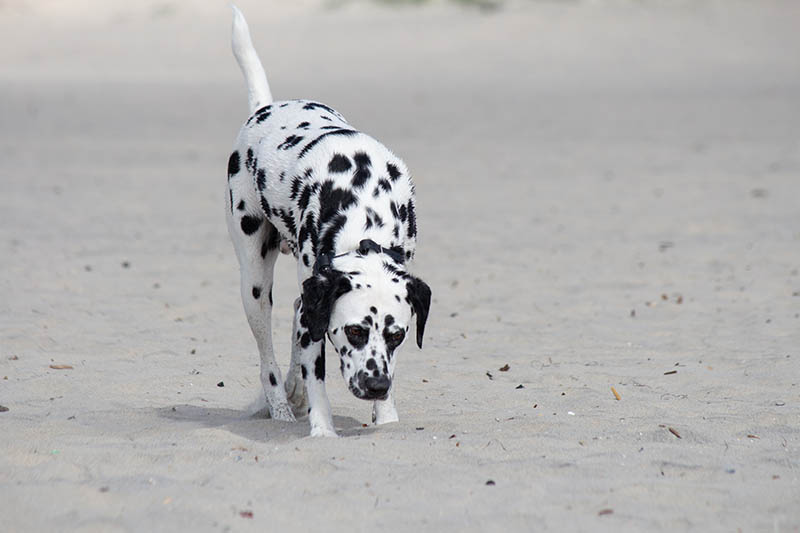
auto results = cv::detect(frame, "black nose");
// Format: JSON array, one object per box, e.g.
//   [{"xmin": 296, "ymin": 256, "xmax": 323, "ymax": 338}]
[{"xmin": 363, "ymin": 375, "xmax": 391, "ymax": 399}]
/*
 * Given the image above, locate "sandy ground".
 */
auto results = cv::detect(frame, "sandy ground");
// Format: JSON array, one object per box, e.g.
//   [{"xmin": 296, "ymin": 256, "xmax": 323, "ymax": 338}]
[{"xmin": 1, "ymin": 0, "xmax": 799, "ymax": 531}]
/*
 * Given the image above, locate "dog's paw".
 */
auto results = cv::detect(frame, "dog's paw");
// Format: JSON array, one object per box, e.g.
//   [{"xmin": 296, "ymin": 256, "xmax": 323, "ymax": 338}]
[{"xmin": 309, "ymin": 425, "xmax": 338, "ymax": 438}]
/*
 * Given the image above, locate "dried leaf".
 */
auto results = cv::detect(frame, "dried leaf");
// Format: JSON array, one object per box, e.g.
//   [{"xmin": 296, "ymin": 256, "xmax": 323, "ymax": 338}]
[
  {"xmin": 49, "ymin": 364, "xmax": 73, "ymax": 370},
  {"xmin": 611, "ymin": 387, "xmax": 621, "ymax": 401}
]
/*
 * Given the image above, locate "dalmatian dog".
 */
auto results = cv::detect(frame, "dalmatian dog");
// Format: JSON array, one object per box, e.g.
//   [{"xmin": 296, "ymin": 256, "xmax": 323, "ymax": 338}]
[{"xmin": 225, "ymin": 6, "xmax": 431, "ymax": 437}]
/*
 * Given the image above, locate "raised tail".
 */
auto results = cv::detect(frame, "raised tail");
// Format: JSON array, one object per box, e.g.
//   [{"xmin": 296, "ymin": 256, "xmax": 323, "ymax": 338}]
[{"xmin": 231, "ymin": 4, "xmax": 272, "ymax": 113}]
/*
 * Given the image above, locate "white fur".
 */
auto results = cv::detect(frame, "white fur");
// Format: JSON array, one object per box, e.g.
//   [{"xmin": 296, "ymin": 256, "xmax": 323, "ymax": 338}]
[{"xmin": 231, "ymin": 4, "xmax": 272, "ymax": 113}]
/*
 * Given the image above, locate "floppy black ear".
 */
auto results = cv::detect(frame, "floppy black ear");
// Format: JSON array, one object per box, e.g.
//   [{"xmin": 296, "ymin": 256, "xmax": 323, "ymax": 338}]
[
  {"xmin": 406, "ymin": 276, "xmax": 432, "ymax": 348},
  {"xmin": 301, "ymin": 270, "xmax": 352, "ymax": 342}
]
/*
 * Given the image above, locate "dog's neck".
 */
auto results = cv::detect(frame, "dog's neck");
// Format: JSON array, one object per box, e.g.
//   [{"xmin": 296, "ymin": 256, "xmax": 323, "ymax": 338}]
[{"xmin": 313, "ymin": 238, "xmax": 403, "ymax": 276}]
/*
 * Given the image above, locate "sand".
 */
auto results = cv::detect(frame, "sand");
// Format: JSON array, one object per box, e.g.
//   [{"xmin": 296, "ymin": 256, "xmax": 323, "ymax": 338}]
[{"xmin": 1, "ymin": 0, "xmax": 799, "ymax": 531}]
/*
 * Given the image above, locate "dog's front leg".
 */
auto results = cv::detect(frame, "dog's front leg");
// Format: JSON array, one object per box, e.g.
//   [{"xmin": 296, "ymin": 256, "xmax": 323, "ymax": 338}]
[
  {"xmin": 294, "ymin": 310, "xmax": 337, "ymax": 437},
  {"xmin": 372, "ymin": 386, "xmax": 399, "ymax": 425},
  {"xmin": 300, "ymin": 341, "xmax": 337, "ymax": 437}
]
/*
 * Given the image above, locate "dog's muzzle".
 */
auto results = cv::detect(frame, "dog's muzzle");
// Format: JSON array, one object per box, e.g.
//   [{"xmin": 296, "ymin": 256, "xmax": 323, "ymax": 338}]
[{"xmin": 351, "ymin": 371, "xmax": 391, "ymax": 400}]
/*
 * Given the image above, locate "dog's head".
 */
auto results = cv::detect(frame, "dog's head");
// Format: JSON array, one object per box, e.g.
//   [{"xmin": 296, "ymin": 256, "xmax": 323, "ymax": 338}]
[{"xmin": 300, "ymin": 243, "xmax": 431, "ymax": 400}]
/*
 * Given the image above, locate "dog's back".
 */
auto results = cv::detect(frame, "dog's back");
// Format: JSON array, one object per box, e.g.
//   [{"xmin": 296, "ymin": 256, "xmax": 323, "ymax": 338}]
[{"xmin": 228, "ymin": 5, "xmax": 418, "ymax": 264}]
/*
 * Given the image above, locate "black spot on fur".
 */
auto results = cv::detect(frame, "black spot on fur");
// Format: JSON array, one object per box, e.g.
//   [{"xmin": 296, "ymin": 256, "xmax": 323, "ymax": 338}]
[
  {"xmin": 399, "ymin": 203, "xmax": 407, "ymax": 221},
  {"xmin": 269, "ymin": 286, "xmax": 273, "ymax": 306},
  {"xmin": 227, "ymin": 151, "xmax": 240, "ymax": 178},
  {"xmin": 259, "ymin": 194, "xmax": 271, "ymax": 216},
  {"xmin": 252, "ymin": 286, "xmax": 261, "ymax": 299},
  {"xmin": 377, "ymin": 179, "xmax": 392, "ymax": 193},
  {"xmin": 237, "ymin": 200, "xmax": 245, "ymax": 211},
  {"xmin": 279, "ymin": 209, "xmax": 297, "ymax": 236},
  {"xmin": 352, "ymin": 152, "xmax": 371, "ymax": 189},
  {"xmin": 387, "ymin": 162, "xmax": 401, "ymax": 182},
  {"xmin": 366, "ymin": 358, "xmax": 377, "ymax": 371},
  {"xmin": 314, "ymin": 353, "xmax": 325, "ymax": 381},
  {"xmin": 390, "ymin": 201, "xmax": 399, "ymax": 219},
  {"xmin": 318, "ymin": 181, "xmax": 357, "ymax": 225},
  {"xmin": 298, "ymin": 129, "xmax": 358, "ymax": 159},
  {"xmin": 303, "ymin": 101, "xmax": 339, "ymax": 115},
  {"xmin": 303, "ymin": 254, "xmax": 310, "ymax": 267},
  {"xmin": 364, "ymin": 315, "xmax": 373, "ymax": 326},
  {"xmin": 245, "ymin": 148, "xmax": 256, "ymax": 174},
  {"xmin": 290, "ymin": 176, "xmax": 303, "ymax": 200},
  {"xmin": 385, "ymin": 315, "xmax": 395, "ymax": 327},
  {"xmin": 319, "ymin": 214, "xmax": 348, "ymax": 255},
  {"xmin": 256, "ymin": 168, "xmax": 266, "ymax": 190},
  {"xmin": 370, "ymin": 306, "xmax": 377, "ymax": 314},
  {"xmin": 300, "ymin": 332, "xmax": 311, "ymax": 349},
  {"xmin": 301, "ymin": 365, "xmax": 308, "ymax": 379},
  {"xmin": 297, "ymin": 121, "xmax": 310, "ymax": 129},
  {"xmin": 298, "ymin": 185, "xmax": 312, "ymax": 212},
  {"xmin": 255, "ymin": 108, "xmax": 271, "ymax": 123},
  {"xmin": 328, "ymin": 154, "xmax": 352, "ymax": 173},
  {"xmin": 278, "ymin": 135, "xmax": 304, "ymax": 150},
  {"xmin": 304, "ymin": 212, "xmax": 319, "ymax": 255},
  {"xmin": 365, "ymin": 207, "xmax": 384, "ymax": 229},
  {"xmin": 269, "ymin": 372, "xmax": 277, "ymax": 386},
  {"xmin": 407, "ymin": 200, "xmax": 417, "ymax": 238},
  {"xmin": 240, "ymin": 216, "xmax": 262, "ymax": 235}
]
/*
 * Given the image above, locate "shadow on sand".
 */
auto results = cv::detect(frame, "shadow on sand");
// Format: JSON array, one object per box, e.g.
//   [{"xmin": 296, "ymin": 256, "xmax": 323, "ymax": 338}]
[{"xmin": 157, "ymin": 404, "xmax": 374, "ymax": 442}]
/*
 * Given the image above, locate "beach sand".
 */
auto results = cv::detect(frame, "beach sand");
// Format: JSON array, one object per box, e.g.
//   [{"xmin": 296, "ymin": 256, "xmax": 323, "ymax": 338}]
[{"xmin": 1, "ymin": 1, "xmax": 799, "ymax": 530}]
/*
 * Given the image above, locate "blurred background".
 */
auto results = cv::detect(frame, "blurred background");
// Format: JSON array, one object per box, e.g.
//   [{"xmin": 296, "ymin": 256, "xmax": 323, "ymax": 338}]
[{"xmin": 2, "ymin": 0, "xmax": 798, "ymax": 361}]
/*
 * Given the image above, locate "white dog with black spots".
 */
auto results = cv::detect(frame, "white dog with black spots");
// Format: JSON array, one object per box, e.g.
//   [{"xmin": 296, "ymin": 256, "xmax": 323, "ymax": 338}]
[{"xmin": 225, "ymin": 6, "xmax": 431, "ymax": 437}]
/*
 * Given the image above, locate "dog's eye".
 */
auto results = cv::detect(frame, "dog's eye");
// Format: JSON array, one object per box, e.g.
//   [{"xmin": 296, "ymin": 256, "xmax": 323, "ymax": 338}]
[
  {"xmin": 387, "ymin": 330, "xmax": 405, "ymax": 347},
  {"xmin": 344, "ymin": 325, "xmax": 368, "ymax": 339}
]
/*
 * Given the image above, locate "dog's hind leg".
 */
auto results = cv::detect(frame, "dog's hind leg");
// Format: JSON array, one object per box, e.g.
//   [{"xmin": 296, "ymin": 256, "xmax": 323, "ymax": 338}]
[
  {"xmin": 284, "ymin": 297, "xmax": 309, "ymax": 416},
  {"xmin": 226, "ymin": 194, "xmax": 294, "ymax": 421}
]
